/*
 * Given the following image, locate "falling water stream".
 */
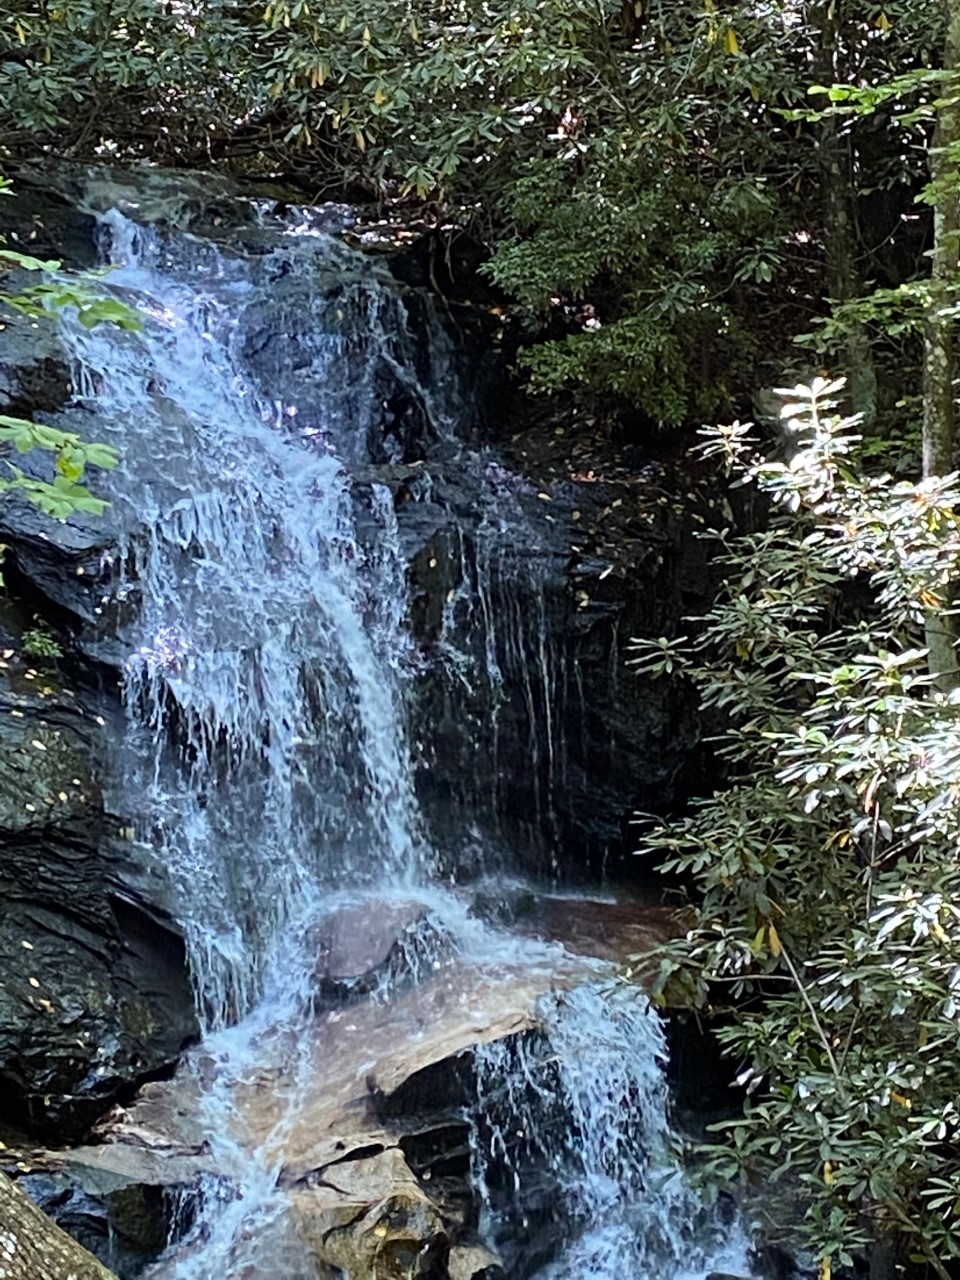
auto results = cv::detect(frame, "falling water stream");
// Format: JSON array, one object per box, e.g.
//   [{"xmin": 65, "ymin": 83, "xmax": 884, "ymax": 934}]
[{"xmin": 55, "ymin": 181, "xmax": 749, "ymax": 1280}]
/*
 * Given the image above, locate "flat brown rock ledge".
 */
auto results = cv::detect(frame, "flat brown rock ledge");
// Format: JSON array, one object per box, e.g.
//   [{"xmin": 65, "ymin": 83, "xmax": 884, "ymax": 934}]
[
  {"xmin": 19, "ymin": 892, "xmax": 685, "ymax": 1277},
  {"xmin": 472, "ymin": 887, "xmax": 688, "ymax": 983}
]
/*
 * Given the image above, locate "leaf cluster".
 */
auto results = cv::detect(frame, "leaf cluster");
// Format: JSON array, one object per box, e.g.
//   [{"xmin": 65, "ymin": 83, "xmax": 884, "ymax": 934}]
[
  {"xmin": 631, "ymin": 380, "xmax": 960, "ymax": 1271},
  {"xmin": 0, "ymin": 178, "xmax": 129, "ymax": 518},
  {"xmin": 0, "ymin": 0, "xmax": 942, "ymax": 427}
]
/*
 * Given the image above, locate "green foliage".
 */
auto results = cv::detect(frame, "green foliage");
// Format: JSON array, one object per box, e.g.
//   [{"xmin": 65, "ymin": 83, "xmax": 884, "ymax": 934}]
[
  {"xmin": 518, "ymin": 317, "xmax": 690, "ymax": 423},
  {"xmin": 0, "ymin": 177, "xmax": 130, "ymax": 518},
  {"xmin": 0, "ymin": 0, "xmax": 252, "ymax": 146},
  {"xmin": 631, "ymin": 379, "xmax": 960, "ymax": 1271},
  {"xmin": 798, "ymin": 67, "xmax": 951, "ymax": 123},
  {"xmin": 0, "ymin": 0, "xmax": 944, "ymax": 427},
  {"xmin": 3, "ymin": 270, "xmax": 143, "ymax": 332},
  {"xmin": 22, "ymin": 618, "xmax": 62, "ymax": 659},
  {"xmin": 0, "ymin": 413, "xmax": 118, "ymax": 517},
  {"xmin": 798, "ymin": 283, "xmax": 930, "ymax": 352}
]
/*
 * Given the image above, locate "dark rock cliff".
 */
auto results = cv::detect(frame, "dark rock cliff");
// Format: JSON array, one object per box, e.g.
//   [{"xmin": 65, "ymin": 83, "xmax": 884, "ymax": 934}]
[
  {"xmin": 0, "ymin": 174, "xmax": 719, "ymax": 1144},
  {"xmin": 0, "ymin": 187, "xmax": 197, "ymax": 1141}
]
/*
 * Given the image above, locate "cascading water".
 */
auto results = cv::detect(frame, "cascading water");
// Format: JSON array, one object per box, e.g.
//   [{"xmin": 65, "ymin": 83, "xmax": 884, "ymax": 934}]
[
  {"xmin": 51, "ymin": 182, "xmax": 748, "ymax": 1280},
  {"xmin": 474, "ymin": 984, "xmax": 746, "ymax": 1278},
  {"xmin": 68, "ymin": 203, "xmax": 428, "ymax": 1024},
  {"xmin": 62, "ymin": 199, "xmax": 441, "ymax": 1275}
]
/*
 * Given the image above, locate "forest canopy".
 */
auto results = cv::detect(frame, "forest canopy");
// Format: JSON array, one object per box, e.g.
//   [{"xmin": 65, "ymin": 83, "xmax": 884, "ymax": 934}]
[{"xmin": 0, "ymin": 0, "xmax": 947, "ymax": 429}]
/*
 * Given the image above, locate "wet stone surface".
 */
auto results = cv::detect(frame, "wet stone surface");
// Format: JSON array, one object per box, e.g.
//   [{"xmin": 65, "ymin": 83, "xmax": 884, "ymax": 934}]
[
  {"xmin": 308, "ymin": 898, "xmax": 453, "ymax": 1007},
  {"xmin": 0, "ymin": 542, "xmax": 195, "ymax": 1139}
]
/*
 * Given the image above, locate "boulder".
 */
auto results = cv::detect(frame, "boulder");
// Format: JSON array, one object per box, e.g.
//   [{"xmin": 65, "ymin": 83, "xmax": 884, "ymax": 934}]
[
  {"xmin": 17, "ymin": 1171, "xmax": 174, "ymax": 1278},
  {"xmin": 310, "ymin": 898, "xmax": 451, "ymax": 1006},
  {"xmin": 293, "ymin": 1147, "xmax": 447, "ymax": 1279}
]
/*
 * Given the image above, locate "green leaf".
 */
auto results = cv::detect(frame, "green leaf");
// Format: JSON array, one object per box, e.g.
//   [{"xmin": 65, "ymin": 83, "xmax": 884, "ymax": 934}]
[{"xmin": 0, "ymin": 248, "xmax": 61, "ymax": 272}]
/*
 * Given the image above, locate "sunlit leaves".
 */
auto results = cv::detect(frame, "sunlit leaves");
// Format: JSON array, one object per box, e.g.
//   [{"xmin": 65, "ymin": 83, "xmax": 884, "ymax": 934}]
[
  {"xmin": 0, "ymin": 0, "xmax": 944, "ymax": 425},
  {"xmin": 0, "ymin": 412, "xmax": 118, "ymax": 519},
  {"xmin": 0, "ymin": 191, "xmax": 128, "ymax": 520},
  {"xmin": 632, "ymin": 379, "xmax": 960, "ymax": 1270},
  {"xmin": 0, "ymin": 247, "xmax": 60, "ymax": 273}
]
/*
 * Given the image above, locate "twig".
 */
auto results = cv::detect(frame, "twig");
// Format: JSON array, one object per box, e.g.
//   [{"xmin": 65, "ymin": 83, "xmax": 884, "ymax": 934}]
[
  {"xmin": 779, "ymin": 942, "xmax": 843, "ymax": 1082},
  {"xmin": 885, "ymin": 1199, "xmax": 952, "ymax": 1280}
]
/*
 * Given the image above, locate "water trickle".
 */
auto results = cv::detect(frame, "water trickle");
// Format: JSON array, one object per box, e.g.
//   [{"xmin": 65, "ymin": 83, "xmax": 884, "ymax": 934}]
[
  {"xmin": 49, "ymin": 183, "xmax": 749, "ymax": 1280},
  {"xmin": 472, "ymin": 983, "xmax": 720, "ymax": 1278}
]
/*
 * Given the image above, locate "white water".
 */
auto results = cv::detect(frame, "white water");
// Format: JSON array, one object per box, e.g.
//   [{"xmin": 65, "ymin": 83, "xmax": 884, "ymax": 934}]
[
  {"xmin": 57, "ymin": 187, "xmax": 749, "ymax": 1280},
  {"xmin": 475, "ymin": 984, "xmax": 748, "ymax": 1278},
  {"xmin": 68, "ymin": 206, "xmax": 428, "ymax": 1025}
]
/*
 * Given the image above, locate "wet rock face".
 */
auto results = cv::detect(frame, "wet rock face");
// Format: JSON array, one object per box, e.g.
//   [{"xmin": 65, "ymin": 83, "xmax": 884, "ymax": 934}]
[
  {"xmin": 0, "ymin": 313, "xmax": 74, "ymax": 423},
  {"xmin": 0, "ymin": 179, "xmax": 99, "ymax": 271},
  {"xmin": 470, "ymin": 885, "xmax": 687, "ymax": 978},
  {"xmin": 2, "ymin": 172, "xmax": 717, "ymax": 897},
  {"xmin": 0, "ymin": 894, "xmax": 195, "ymax": 1140},
  {"xmin": 0, "ymin": 250, "xmax": 197, "ymax": 1140},
  {"xmin": 0, "ymin": 175, "xmax": 718, "ymax": 1153},
  {"xmin": 401, "ymin": 449, "xmax": 714, "ymax": 883},
  {"xmin": 0, "ymin": 620, "xmax": 197, "ymax": 1139}
]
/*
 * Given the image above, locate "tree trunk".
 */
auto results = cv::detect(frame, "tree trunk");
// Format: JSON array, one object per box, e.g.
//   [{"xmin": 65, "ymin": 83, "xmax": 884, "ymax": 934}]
[
  {"xmin": 868, "ymin": 1235, "xmax": 897, "ymax": 1280},
  {"xmin": 923, "ymin": 0, "xmax": 960, "ymax": 689},
  {"xmin": 923, "ymin": 0, "xmax": 960, "ymax": 478},
  {"xmin": 811, "ymin": 0, "xmax": 877, "ymax": 426},
  {"xmin": 0, "ymin": 1172, "xmax": 118, "ymax": 1280}
]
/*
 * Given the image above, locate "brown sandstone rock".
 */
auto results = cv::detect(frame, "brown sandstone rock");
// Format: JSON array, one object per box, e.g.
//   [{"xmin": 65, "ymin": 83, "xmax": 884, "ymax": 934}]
[
  {"xmin": 28, "ymin": 887, "xmax": 673, "ymax": 1277},
  {"xmin": 39, "ymin": 950, "xmax": 598, "ymax": 1275},
  {"xmin": 448, "ymin": 1242, "xmax": 504, "ymax": 1280},
  {"xmin": 293, "ymin": 1147, "xmax": 447, "ymax": 1279}
]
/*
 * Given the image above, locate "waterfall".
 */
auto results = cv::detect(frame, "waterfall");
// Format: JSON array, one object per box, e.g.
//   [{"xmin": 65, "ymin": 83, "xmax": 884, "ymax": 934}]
[
  {"xmin": 50, "ymin": 185, "xmax": 748, "ymax": 1280},
  {"xmin": 474, "ymin": 984, "xmax": 744, "ymax": 1278},
  {"xmin": 66, "ymin": 205, "xmax": 429, "ymax": 1025}
]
